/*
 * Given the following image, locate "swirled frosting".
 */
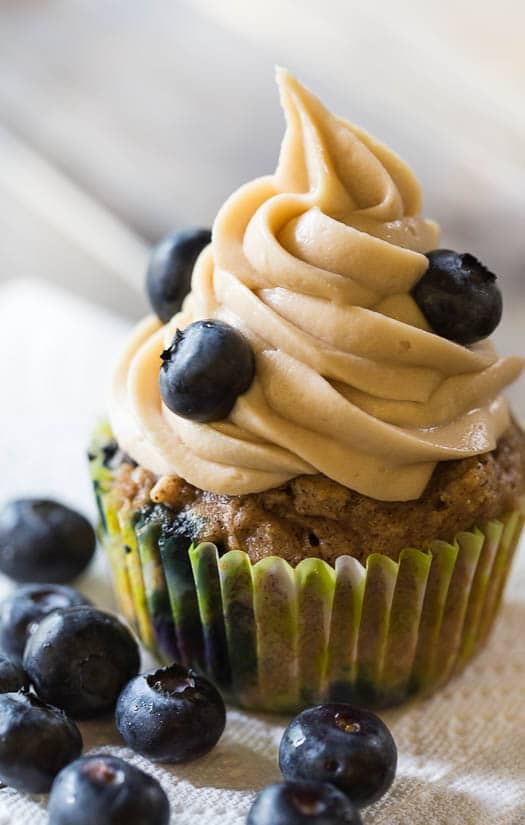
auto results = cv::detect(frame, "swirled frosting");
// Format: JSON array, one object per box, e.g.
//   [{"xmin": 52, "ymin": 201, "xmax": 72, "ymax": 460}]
[{"xmin": 111, "ymin": 70, "xmax": 524, "ymax": 502}]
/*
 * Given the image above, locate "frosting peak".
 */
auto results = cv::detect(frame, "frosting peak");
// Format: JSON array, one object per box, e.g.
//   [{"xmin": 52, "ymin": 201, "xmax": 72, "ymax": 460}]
[{"xmin": 110, "ymin": 71, "xmax": 523, "ymax": 501}]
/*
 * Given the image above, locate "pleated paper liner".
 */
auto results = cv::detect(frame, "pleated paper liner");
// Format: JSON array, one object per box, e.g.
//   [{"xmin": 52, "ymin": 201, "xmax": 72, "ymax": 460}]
[{"xmin": 88, "ymin": 427, "xmax": 525, "ymax": 712}]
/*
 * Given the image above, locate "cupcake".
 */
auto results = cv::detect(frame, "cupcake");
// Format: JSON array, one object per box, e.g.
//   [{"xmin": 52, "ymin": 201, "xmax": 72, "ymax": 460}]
[{"xmin": 89, "ymin": 70, "xmax": 525, "ymax": 711}]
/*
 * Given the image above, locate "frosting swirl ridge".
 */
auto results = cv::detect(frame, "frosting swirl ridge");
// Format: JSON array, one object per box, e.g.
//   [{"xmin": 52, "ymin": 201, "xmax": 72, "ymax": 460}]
[{"xmin": 110, "ymin": 70, "xmax": 523, "ymax": 501}]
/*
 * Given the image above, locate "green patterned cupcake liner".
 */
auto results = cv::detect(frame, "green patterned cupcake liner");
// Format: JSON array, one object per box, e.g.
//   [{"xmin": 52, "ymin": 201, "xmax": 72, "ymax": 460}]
[{"xmin": 88, "ymin": 425, "xmax": 524, "ymax": 712}]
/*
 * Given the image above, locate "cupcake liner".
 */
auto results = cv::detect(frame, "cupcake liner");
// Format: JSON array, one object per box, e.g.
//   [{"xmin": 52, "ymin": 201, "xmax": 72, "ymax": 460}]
[{"xmin": 88, "ymin": 427, "xmax": 525, "ymax": 712}]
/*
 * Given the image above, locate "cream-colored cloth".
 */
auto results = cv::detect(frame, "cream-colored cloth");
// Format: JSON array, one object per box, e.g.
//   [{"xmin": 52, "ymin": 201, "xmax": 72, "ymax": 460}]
[{"xmin": 0, "ymin": 280, "xmax": 523, "ymax": 825}]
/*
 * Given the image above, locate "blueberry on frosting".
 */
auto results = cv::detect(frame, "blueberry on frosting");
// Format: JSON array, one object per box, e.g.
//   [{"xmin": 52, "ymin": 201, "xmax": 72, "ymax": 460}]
[
  {"xmin": 146, "ymin": 228, "xmax": 211, "ymax": 323},
  {"xmin": 412, "ymin": 249, "xmax": 503, "ymax": 345},
  {"xmin": 159, "ymin": 319, "xmax": 255, "ymax": 423}
]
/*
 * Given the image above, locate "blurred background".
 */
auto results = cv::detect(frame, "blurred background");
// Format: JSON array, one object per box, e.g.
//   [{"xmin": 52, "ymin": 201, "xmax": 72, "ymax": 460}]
[{"xmin": 0, "ymin": 0, "xmax": 523, "ymax": 401}]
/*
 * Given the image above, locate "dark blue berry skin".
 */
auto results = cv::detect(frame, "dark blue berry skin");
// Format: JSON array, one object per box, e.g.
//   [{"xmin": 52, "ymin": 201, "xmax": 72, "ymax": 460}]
[
  {"xmin": 0, "ymin": 499, "xmax": 96, "ymax": 584},
  {"xmin": 23, "ymin": 606, "xmax": 140, "ymax": 719},
  {"xmin": 247, "ymin": 781, "xmax": 363, "ymax": 825},
  {"xmin": 116, "ymin": 662, "xmax": 226, "ymax": 763},
  {"xmin": 0, "ymin": 584, "xmax": 91, "ymax": 661},
  {"xmin": 147, "ymin": 228, "xmax": 211, "ymax": 323},
  {"xmin": 0, "ymin": 691, "xmax": 82, "ymax": 793},
  {"xmin": 0, "ymin": 653, "xmax": 29, "ymax": 692},
  {"xmin": 412, "ymin": 249, "xmax": 503, "ymax": 345},
  {"xmin": 48, "ymin": 755, "xmax": 170, "ymax": 825},
  {"xmin": 279, "ymin": 704, "xmax": 397, "ymax": 808},
  {"xmin": 159, "ymin": 319, "xmax": 255, "ymax": 423}
]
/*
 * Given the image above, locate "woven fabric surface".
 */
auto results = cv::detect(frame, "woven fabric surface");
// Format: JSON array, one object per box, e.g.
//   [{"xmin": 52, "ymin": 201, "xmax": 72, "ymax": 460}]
[{"xmin": 0, "ymin": 279, "xmax": 523, "ymax": 825}]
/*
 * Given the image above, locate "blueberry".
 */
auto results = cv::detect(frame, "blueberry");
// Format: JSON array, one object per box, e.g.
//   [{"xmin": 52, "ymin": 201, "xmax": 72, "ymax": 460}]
[
  {"xmin": 279, "ymin": 704, "xmax": 397, "ymax": 808},
  {"xmin": 247, "ymin": 781, "xmax": 362, "ymax": 825},
  {"xmin": 48, "ymin": 755, "xmax": 170, "ymax": 825},
  {"xmin": 23, "ymin": 606, "xmax": 140, "ymax": 719},
  {"xmin": 412, "ymin": 249, "xmax": 503, "ymax": 345},
  {"xmin": 146, "ymin": 228, "xmax": 211, "ymax": 323},
  {"xmin": 0, "ymin": 653, "xmax": 29, "ymax": 692},
  {"xmin": 0, "ymin": 499, "xmax": 96, "ymax": 584},
  {"xmin": 115, "ymin": 662, "xmax": 226, "ymax": 763},
  {"xmin": 0, "ymin": 691, "xmax": 82, "ymax": 793},
  {"xmin": 159, "ymin": 319, "xmax": 255, "ymax": 422},
  {"xmin": 0, "ymin": 584, "xmax": 90, "ymax": 661}
]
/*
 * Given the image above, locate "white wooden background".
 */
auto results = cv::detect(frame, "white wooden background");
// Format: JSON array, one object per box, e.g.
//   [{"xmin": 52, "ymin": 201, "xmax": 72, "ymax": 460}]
[{"xmin": 0, "ymin": 0, "xmax": 523, "ymax": 412}]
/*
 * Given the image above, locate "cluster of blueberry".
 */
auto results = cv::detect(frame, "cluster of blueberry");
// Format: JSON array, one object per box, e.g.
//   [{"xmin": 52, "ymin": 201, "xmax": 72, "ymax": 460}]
[
  {"xmin": 0, "ymin": 499, "xmax": 399, "ymax": 824},
  {"xmin": 0, "ymin": 500, "xmax": 226, "ymax": 823},
  {"xmin": 0, "ymin": 586, "xmax": 227, "ymax": 823},
  {"xmin": 148, "ymin": 229, "xmax": 503, "ymax": 429}
]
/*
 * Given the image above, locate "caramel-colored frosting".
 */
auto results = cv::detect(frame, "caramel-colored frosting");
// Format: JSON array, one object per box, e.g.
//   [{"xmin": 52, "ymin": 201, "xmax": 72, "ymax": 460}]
[{"xmin": 110, "ymin": 70, "xmax": 523, "ymax": 501}]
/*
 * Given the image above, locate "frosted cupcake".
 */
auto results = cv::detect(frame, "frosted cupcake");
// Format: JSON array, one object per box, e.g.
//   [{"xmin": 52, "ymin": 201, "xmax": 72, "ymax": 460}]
[{"xmin": 89, "ymin": 70, "xmax": 525, "ymax": 711}]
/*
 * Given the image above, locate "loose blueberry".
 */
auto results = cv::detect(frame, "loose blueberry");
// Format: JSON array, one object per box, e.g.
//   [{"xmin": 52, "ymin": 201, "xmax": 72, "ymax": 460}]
[
  {"xmin": 115, "ymin": 662, "xmax": 226, "ymax": 763},
  {"xmin": 146, "ymin": 228, "xmax": 211, "ymax": 323},
  {"xmin": 247, "ymin": 781, "xmax": 362, "ymax": 825},
  {"xmin": 279, "ymin": 704, "xmax": 397, "ymax": 808},
  {"xmin": 23, "ymin": 606, "xmax": 140, "ymax": 719},
  {"xmin": 0, "ymin": 653, "xmax": 29, "ymax": 692},
  {"xmin": 0, "ymin": 499, "xmax": 96, "ymax": 584},
  {"xmin": 412, "ymin": 249, "xmax": 503, "ymax": 345},
  {"xmin": 159, "ymin": 319, "xmax": 255, "ymax": 422},
  {"xmin": 48, "ymin": 755, "xmax": 170, "ymax": 825},
  {"xmin": 0, "ymin": 691, "xmax": 82, "ymax": 793},
  {"xmin": 0, "ymin": 584, "xmax": 90, "ymax": 661}
]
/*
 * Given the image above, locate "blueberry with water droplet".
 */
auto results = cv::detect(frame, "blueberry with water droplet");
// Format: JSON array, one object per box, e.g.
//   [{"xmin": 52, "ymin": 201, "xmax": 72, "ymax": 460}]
[
  {"xmin": 279, "ymin": 704, "xmax": 397, "ymax": 808},
  {"xmin": 116, "ymin": 662, "xmax": 226, "ymax": 763}
]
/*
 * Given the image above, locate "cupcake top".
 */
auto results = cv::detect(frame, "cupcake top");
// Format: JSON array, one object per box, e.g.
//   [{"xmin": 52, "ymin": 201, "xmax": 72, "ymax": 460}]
[{"xmin": 111, "ymin": 70, "xmax": 523, "ymax": 502}]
